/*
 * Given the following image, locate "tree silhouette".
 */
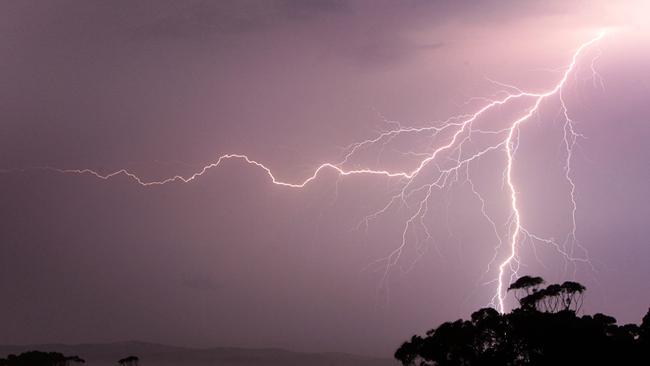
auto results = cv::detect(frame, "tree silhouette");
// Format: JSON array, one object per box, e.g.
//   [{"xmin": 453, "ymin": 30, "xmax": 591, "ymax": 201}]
[
  {"xmin": 396, "ymin": 276, "xmax": 650, "ymax": 365},
  {"xmin": 506, "ymin": 275, "xmax": 544, "ymax": 303},
  {"xmin": 642, "ymin": 308, "xmax": 650, "ymax": 339},
  {"xmin": 559, "ymin": 281, "xmax": 586, "ymax": 312},
  {"xmin": 0, "ymin": 351, "xmax": 85, "ymax": 366},
  {"xmin": 117, "ymin": 355, "xmax": 139, "ymax": 366}
]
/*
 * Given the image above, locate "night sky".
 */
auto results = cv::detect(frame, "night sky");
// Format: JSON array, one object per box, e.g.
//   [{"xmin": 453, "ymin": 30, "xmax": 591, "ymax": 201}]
[{"xmin": 1, "ymin": 0, "xmax": 649, "ymax": 357}]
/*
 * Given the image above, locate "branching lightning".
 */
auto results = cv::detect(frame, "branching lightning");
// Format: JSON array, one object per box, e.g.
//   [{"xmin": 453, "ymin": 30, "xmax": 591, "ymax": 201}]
[{"xmin": 3, "ymin": 31, "xmax": 607, "ymax": 313}]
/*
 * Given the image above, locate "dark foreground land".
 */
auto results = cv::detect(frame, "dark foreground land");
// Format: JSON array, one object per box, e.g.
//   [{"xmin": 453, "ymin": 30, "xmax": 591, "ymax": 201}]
[{"xmin": 0, "ymin": 342, "xmax": 397, "ymax": 366}]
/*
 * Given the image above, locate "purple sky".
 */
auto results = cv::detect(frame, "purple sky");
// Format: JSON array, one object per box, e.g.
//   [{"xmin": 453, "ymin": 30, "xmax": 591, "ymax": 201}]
[{"xmin": 1, "ymin": 0, "xmax": 649, "ymax": 357}]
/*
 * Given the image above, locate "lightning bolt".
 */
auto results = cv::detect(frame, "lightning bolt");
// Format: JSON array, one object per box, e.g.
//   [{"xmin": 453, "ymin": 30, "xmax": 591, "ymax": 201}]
[{"xmin": 2, "ymin": 30, "xmax": 607, "ymax": 313}]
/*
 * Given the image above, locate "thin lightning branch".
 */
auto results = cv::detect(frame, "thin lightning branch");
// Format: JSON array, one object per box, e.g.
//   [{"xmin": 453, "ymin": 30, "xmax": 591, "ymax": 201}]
[
  {"xmin": 494, "ymin": 30, "xmax": 605, "ymax": 312},
  {"xmin": 2, "ymin": 31, "xmax": 607, "ymax": 313}
]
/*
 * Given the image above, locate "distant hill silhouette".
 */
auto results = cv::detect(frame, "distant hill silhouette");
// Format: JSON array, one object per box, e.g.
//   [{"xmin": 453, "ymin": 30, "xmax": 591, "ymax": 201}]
[{"xmin": 0, "ymin": 342, "xmax": 397, "ymax": 366}]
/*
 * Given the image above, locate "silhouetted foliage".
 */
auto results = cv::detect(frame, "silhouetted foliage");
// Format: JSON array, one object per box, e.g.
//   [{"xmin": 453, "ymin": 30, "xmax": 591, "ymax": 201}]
[
  {"xmin": 0, "ymin": 351, "xmax": 84, "ymax": 366},
  {"xmin": 396, "ymin": 275, "xmax": 650, "ymax": 365},
  {"xmin": 117, "ymin": 355, "xmax": 139, "ymax": 366},
  {"xmin": 506, "ymin": 276, "xmax": 544, "ymax": 303},
  {"xmin": 515, "ymin": 280, "xmax": 586, "ymax": 313}
]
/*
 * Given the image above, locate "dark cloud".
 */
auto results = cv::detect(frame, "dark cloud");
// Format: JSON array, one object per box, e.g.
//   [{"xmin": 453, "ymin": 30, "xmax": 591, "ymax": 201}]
[
  {"xmin": 132, "ymin": 0, "xmax": 350, "ymax": 38},
  {"xmin": 133, "ymin": 1, "xmax": 280, "ymax": 38}
]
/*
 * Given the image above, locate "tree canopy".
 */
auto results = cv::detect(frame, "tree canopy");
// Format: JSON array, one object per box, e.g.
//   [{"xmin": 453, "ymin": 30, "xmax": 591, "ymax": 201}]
[
  {"xmin": 395, "ymin": 276, "xmax": 650, "ymax": 365},
  {"xmin": 118, "ymin": 355, "xmax": 139, "ymax": 366},
  {"xmin": 0, "ymin": 351, "xmax": 84, "ymax": 366}
]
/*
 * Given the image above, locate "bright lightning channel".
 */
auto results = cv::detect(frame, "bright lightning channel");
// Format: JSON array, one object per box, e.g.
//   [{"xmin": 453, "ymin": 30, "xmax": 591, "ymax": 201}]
[{"xmin": 3, "ymin": 31, "xmax": 606, "ymax": 313}]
